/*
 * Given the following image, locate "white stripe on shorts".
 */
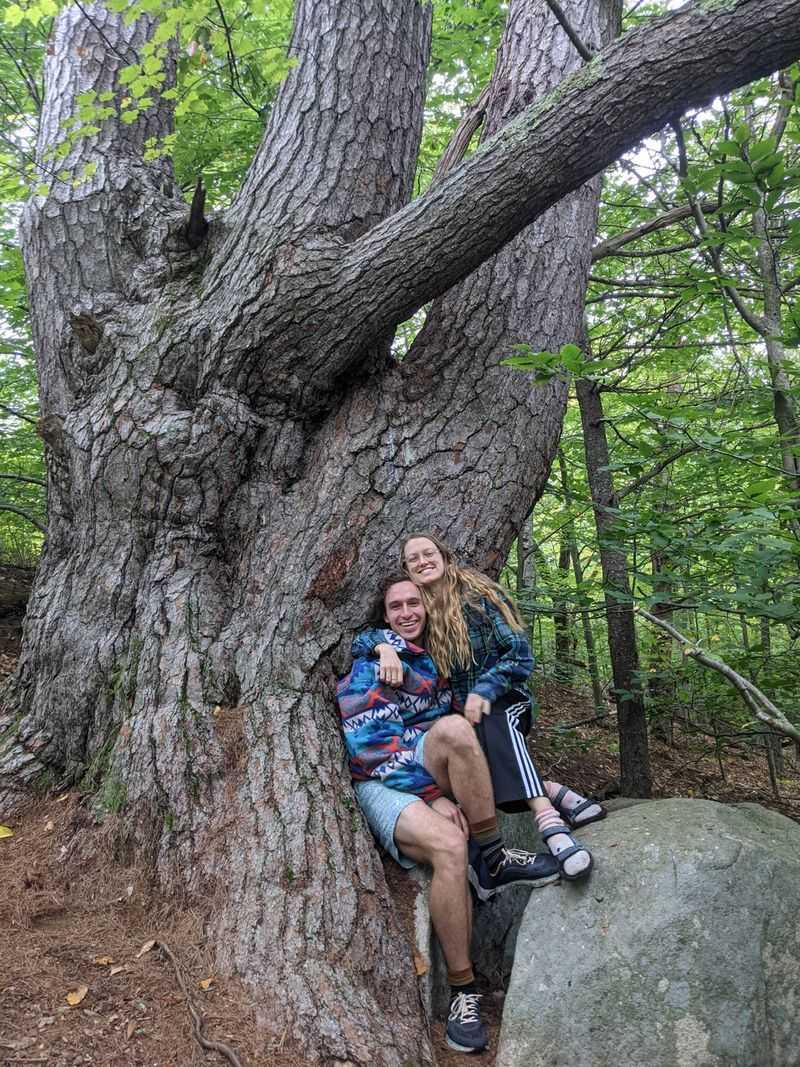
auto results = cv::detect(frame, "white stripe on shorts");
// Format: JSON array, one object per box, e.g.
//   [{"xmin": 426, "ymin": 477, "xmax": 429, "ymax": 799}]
[{"xmin": 504, "ymin": 702, "xmax": 544, "ymax": 798}]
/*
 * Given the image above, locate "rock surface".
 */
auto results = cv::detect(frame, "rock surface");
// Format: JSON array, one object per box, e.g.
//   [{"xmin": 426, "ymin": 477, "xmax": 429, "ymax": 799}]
[{"xmin": 497, "ymin": 798, "xmax": 800, "ymax": 1067}]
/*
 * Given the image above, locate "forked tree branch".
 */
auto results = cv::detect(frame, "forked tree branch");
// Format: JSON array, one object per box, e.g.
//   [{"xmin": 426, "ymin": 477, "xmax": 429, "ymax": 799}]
[
  {"xmin": 310, "ymin": 0, "xmax": 800, "ymax": 375},
  {"xmin": 636, "ymin": 607, "xmax": 800, "ymax": 744},
  {"xmin": 591, "ymin": 199, "xmax": 718, "ymax": 262}
]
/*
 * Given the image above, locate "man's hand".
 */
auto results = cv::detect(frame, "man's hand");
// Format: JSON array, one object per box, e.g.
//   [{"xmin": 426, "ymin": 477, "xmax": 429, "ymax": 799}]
[
  {"xmin": 463, "ymin": 692, "xmax": 491, "ymax": 725},
  {"xmin": 430, "ymin": 796, "xmax": 468, "ymax": 837},
  {"xmin": 376, "ymin": 644, "xmax": 403, "ymax": 687}
]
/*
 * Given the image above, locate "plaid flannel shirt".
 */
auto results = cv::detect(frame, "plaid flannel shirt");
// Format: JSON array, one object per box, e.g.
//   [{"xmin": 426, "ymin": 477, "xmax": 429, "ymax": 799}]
[{"xmin": 351, "ymin": 596, "xmax": 533, "ymax": 711}]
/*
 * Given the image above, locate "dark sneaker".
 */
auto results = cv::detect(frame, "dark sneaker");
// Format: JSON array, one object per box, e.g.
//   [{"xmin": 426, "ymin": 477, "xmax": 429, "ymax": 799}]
[
  {"xmin": 446, "ymin": 992, "xmax": 488, "ymax": 1053},
  {"xmin": 468, "ymin": 847, "xmax": 560, "ymax": 901}
]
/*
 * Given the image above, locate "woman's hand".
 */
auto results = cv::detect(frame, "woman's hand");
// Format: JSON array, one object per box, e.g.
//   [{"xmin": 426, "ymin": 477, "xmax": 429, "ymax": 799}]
[
  {"xmin": 430, "ymin": 796, "xmax": 468, "ymax": 836},
  {"xmin": 463, "ymin": 692, "xmax": 491, "ymax": 725},
  {"xmin": 376, "ymin": 644, "xmax": 403, "ymax": 687}
]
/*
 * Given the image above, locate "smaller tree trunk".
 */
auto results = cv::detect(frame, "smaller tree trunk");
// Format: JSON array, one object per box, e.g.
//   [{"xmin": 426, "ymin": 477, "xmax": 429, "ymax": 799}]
[
  {"xmin": 553, "ymin": 537, "xmax": 575, "ymax": 683},
  {"xmin": 576, "ymin": 376, "xmax": 651, "ymax": 797},
  {"xmin": 557, "ymin": 450, "xmax": 604, "ymax": 709}
]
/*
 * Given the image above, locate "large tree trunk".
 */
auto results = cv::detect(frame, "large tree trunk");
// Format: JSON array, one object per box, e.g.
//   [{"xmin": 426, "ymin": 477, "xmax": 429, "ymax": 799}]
[{"xmin": 2, "ymin": 0, "xmax": 800, "ymax": 1061}]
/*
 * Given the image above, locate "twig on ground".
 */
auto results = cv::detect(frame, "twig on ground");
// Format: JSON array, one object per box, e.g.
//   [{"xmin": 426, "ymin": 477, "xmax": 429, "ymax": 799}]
[{"xmin": 156, "ymin": 940, "xmax": 245, "ymax": 1067}]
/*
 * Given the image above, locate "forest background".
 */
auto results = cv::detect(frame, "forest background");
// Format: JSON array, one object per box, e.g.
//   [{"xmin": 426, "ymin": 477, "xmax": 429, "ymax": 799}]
[{"xmin": 2, "ymin": 0, "xmax": 799, "ymax": 784}]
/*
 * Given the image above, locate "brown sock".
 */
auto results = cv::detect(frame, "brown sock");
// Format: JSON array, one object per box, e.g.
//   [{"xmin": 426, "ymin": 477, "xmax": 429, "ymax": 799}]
[
  {"xmin": 470, "ymin": 817, "xmax": 504, "ymax": 870},
  {"xmin": 448, "ymin": 966, "xmax": 476, "ymax": 999}
]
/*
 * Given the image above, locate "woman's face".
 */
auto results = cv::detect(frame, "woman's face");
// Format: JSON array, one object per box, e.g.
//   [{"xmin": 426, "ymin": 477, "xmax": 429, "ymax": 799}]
[
  {"xmin": 403, "ymin": 537, "xmax": 446, "ymax": 586},
  {"xmin": 384, "ymin": 580, "xmax": 426, "ymax": 642}
]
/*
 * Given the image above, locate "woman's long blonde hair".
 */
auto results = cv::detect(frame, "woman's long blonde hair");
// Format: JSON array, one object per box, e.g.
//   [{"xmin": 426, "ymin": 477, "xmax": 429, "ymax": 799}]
[{"xmin": 400, "ymin": 532, "xmax": 524, "ymax": 677}]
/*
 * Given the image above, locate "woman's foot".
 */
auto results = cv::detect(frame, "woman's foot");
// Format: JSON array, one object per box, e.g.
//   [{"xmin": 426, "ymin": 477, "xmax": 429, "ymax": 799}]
[
  {"xmin": 534, "ymin": 806, "xmax": 593, "ymax": 880},
  {"xmin": 545, "ymin": 781, "xmax": 606, "ymax": 830}
]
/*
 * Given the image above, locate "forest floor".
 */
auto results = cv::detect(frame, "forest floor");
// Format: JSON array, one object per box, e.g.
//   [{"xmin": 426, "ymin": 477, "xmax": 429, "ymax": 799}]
[{"xmin": 1, "ymin": 619, "xmax": 798, "ymax": 1067}]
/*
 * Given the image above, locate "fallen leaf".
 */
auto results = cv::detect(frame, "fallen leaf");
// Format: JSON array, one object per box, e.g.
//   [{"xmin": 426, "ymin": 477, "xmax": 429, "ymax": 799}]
[
  {"xmin": 94, "ymin": 956, "xmax": 114, "ymax": 966},
  {"xmin": 126, "ymin": 1020, "xmax": 137, "ymax": 1040},
  {"xmin": 56, "ymin": 793, "xmax": 69, "ymax": 803},
  {"xmin": 135, "ymin": 939, "xmax": 157, "ymax": 958},
  {"xmin": 109, "ymin": 966, "xmax": 125, "ymax": 976},
  {"xmin": 0, "ymin": 825, "xmax": 13, "ymax": 839},
  {"xmin": 44, "ymin": 819, "xmax": 54, "ymax": 832},
  {"xmin": 412, "ymin": 949, "xmax": 429, "ymax": 977},
  {"xmin": 198, "ymin": 977, "xmax": 214, "ymax": 990},
  {"xmin": 66, "ymin": 985, "xmax": 88, "ymax": 1006}
]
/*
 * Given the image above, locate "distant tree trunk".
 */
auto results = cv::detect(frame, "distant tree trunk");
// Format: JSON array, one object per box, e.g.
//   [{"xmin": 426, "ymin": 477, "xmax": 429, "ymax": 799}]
[
  {"xmin": 576, "ymin": 375, "xmax": 651, "ymax": 796},
  {"xmin": 553, "ymin": 536, "xmax": 575, "ymax": 682},
  {"xmin": 557, "ymin": 448, "xmax": 604, "ymax": 708}
]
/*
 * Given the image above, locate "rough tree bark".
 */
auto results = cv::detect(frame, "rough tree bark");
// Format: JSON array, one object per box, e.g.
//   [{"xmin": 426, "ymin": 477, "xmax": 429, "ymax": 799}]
[{"xmin": 2, "ymin": 0, "xmax": 800, "ymax": 1062}]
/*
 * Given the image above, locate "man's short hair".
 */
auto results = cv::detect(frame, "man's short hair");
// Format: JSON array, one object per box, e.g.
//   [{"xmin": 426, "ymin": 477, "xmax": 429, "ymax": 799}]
[{"xmin": 366, "ymin": 571, "xmax": 414, "ymax": 627}]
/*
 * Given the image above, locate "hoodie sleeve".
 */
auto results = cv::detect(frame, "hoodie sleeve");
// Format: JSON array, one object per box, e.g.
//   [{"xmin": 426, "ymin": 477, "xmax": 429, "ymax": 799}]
[
  {"xmin": 336, "ymin": 658, "xmax": 442, "ymax": 801},
  {"xmin": 470, "ymin": 601, "xmax": 534, "ymax": 704},
  {"xmin": 350, "ymin": 627, "xmax": 410, "ymax": 660}
]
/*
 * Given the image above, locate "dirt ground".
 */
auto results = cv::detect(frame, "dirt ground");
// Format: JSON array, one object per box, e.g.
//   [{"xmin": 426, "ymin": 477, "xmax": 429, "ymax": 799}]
[{"xmin": 2, "ymin": 642, "xmax": 798, "ymax": 1067}]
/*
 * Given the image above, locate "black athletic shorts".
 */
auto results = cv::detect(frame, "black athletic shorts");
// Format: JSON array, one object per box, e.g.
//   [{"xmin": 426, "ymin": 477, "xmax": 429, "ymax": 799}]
[{"xmin": 474, "ymin": 689, "xmax": 545, "ymax": 813}]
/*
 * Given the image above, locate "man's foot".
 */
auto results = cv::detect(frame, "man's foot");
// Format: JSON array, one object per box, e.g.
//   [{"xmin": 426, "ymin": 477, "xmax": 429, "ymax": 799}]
[
  {"xmin": 446, "ymin": 992, "xmax": 488, "ymax": 1053},
  {"xmin": 468, "ymin": 847, "xmax": 560, "ymax": 901}
]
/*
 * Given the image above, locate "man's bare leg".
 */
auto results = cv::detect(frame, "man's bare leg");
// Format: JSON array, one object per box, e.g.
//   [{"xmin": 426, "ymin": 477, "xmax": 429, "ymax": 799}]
[
  {"xmin": 394, "ymin": 801, "xmax": 472, "ymax": 972},
  {"xmin": 394, "ymin": 801, "xmax": 487, "ymax": 1054}
]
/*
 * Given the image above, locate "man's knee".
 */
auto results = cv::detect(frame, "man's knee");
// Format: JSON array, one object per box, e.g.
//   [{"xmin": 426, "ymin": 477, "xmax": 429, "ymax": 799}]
[
  {"xmin": 429, "ymin": 820, "xmax": 468, "ymax": 872},
  {"xmin": 428, "ymin": 714, "xmax": 481, "ymax": 757}
]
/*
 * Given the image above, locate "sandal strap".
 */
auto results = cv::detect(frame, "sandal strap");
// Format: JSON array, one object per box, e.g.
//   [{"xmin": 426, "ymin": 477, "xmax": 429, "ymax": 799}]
[
  {"xmin": 568, "ymin": 797, "xmax": 599, "ymax": 820},
  {"xmin": 552, "ymin": 785, "xmax": 571, "ymax": 811},
  {"xmin": 540, "ymin": 822, "xmax": 573, "ymax": 843},
  {"xmin": 553, "ymin": 843, "xmax": 588, "ymax": 864}
]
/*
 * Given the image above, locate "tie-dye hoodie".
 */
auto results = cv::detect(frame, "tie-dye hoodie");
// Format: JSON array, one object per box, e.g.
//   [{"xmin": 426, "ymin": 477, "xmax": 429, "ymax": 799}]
[{"xmin": 336, "ymin": 632, "xmax": 451, "ymax": 801}]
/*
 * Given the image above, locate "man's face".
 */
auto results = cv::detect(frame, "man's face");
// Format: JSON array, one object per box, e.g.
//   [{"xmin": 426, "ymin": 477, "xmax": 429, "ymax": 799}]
[{"xmin": 384, "ymin": 580, "xmax": 426, "ymax": 643}]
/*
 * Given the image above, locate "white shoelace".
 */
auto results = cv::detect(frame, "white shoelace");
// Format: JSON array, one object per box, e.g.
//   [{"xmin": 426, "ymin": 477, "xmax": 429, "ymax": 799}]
[
  {"xmin": 498, "ymin": 847, "xmax": 536, "ymax": 866},
  {"xmin": 449, "ymin": 992, "xmax": 482, "ymax": 1024}
]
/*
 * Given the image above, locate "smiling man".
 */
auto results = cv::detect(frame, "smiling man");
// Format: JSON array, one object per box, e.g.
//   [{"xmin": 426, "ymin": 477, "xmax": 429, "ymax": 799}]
[{"xmin": 337, "ymin": 573, "xmax": 559, "ymax": 1054}]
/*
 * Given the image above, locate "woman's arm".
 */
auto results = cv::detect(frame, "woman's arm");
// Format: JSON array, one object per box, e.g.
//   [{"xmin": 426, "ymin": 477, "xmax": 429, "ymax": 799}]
[{"xmin": 469, "ymin": 599, "xmax": 534, "ymax": 704}]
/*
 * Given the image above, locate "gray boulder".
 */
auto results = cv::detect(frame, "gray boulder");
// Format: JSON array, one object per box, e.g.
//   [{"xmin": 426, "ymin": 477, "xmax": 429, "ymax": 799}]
[{"xmin": 497, "ymin": 798, "xmax": 800, "ymax": 1067}]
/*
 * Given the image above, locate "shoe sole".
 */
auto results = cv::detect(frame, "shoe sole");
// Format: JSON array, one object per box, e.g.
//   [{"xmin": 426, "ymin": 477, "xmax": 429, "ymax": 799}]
[
  {"xmin": 446, "ymin": 1037, "xmax": 489, "ymax": 1053},
  {"xmin": 468, "ymin": 868, "xmax": 560, "ymax": 901}
]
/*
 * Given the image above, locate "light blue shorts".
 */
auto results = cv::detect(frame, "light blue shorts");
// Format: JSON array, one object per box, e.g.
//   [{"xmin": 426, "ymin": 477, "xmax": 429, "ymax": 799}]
[{"xmin": 353, "ymin": 733, "xmax": 428, "ymax": 869}]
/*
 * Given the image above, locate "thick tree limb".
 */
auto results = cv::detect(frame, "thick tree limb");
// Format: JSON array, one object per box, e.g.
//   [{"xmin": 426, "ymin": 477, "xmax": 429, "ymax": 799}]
[
  {"xmin": 591, "ymin": 199, "xmax": 718, "ymax": 261},
  {"xmin": 290, "ymin": 0, "xmax": 800, "ymax": 390},
  {"xmin": 636, "ymin": 607, "xmax": 800, "ymax": 744}
]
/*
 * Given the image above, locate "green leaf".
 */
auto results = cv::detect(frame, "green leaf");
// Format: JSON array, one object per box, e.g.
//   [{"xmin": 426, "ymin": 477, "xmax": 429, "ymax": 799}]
[{"xmin": 4, "ymin": 4, "xmax": 25, "ymax": 26}]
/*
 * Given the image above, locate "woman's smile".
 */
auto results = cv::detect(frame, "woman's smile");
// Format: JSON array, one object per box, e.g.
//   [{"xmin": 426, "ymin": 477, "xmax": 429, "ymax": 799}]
[{"xmin": 403, "ymin": 537, "xmax": 445, "ymax": 585}]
